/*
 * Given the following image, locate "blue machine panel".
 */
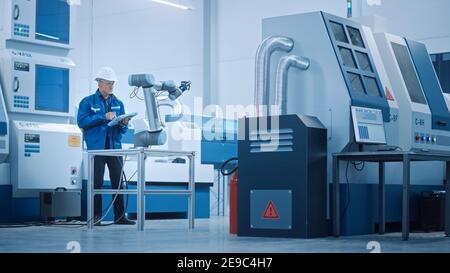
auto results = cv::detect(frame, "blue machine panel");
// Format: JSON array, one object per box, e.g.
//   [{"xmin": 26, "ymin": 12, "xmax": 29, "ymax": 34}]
[
  {"xmin": 406, "ymin": 39, "xmax": 450, "ymax": 131},
  {"xmin": 35, "ymin": 65, "xmax": 69, "ymax": 113},
  {"xmin": 200, "ymin": 117, "xmax": 238, "ymax": 167},
  {"xmin": 0, "ymin": 122, "xmax": 6, "ymax": 135},
  {"xmin": 36, "ymin": 0, "xmax": 70, "ymax": 44},
  {"xmin": 322, "ymin": 12, "xmax": 390, "ymax": 122}
]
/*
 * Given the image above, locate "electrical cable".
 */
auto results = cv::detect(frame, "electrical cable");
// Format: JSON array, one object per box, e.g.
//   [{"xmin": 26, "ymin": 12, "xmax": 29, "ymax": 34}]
[
  {"xmin": 219, "ymin": 157, "xmax": 238, "ymax": 176},
  {"xmin": 130, "ymin": 87, "xmax": 144, "ymax": 100},
  {"xmin": 85, "ymin": 154, "xmax": 129, "ymax": 227}
]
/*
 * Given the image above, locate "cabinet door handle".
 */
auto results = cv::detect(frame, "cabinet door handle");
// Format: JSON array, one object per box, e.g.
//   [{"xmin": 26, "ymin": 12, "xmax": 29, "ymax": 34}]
[
  {"xmin": 13, "ymin": 5, "xmax": 20, "ymax": 20},
  {"xmin": 13, "ymin": 77, "xmax": 19, "ymax": 92}
]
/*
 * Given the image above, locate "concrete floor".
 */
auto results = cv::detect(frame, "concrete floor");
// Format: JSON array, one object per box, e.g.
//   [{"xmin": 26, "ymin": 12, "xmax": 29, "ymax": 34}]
[{"xmin": 0, "ymin": 216, "xmax": 449, "ymax": 253}]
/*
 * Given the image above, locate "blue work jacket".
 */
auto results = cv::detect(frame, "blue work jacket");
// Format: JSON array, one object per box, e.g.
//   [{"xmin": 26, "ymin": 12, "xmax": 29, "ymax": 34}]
[{"xmin": 77, "ymin": 90, "xmax": 128, "ymax": 150}]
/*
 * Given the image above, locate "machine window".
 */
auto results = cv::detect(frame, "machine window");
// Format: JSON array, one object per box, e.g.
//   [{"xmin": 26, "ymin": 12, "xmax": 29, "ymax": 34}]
[
  {"xmin": 35, "ymin": 65, "xmax": 69, "ymax": 113},
  {"xmin": 347, "ymin": 26, "xmax": 365, "ymax": 48},
  {"xmin": 330, "ymin": 21, "xmax": 349, "ymax": 43},
  {"xmin": 364, "ymin": 76, "xmax": 381, "ymax": 97},
  {"xmin": 391, "ymin": 42, "xmax": 427, "ymax": 104},
  {"xmin": 36, "ymin": 0, "xmax": 70, "ymax": 44},
  {"xmin": 347, "ymin": 72, "xmax": 365, "ymax": 94},
  {"xmin": 339, "ymin": 46, "xmax": 357, "ymax": 68},
  {"xmin": 355, "ymin": 51, "xmax": 373, "ymax": 72}
]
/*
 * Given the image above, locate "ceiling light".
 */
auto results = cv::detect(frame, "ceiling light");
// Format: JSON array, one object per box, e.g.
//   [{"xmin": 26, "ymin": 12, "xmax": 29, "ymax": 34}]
[{"xmin": 152, "ymin": 0, "xmax": 192, "ymax": 10}]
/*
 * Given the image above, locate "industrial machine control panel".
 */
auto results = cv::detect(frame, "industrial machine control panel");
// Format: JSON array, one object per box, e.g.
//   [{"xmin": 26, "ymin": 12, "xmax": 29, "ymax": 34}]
[
  {"xmin": 351, "ymin": 106, "xmax": 386, "ymax": 144},
  {"xmin": 11, "ymin": 121, "xmax": 82, "ymax": 197},
  {"xmin": 0, "ymin": 0, "xmax": 76, "ymax": 49},
  {"xmin": 0, "ymin": 49, "xmax": 75, "ymax": 117},
  {"xmin": 375, "ymin": 32, "xmax": 450, "ymax": 152}
]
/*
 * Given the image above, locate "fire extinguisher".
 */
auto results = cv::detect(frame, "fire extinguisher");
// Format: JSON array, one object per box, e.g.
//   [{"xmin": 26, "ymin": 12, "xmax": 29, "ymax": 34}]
[{"xmin": 220, "ymin": 157, "xmax": 238, "ymax": 234}]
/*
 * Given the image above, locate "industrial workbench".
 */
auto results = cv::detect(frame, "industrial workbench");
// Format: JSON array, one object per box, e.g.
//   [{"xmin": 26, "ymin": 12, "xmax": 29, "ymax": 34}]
[
  {"xmin": 87, "ymin": 148, "xmax": 195, "ymax": 231},
  {"xmin": 333, "ymin": 151, "xmax": 450, "ymax": 240}
]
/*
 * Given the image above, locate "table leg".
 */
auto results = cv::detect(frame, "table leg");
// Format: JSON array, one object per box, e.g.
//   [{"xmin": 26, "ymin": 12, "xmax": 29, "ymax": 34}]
[
  {"xmin": 333, "ymin": 156, "xmax": 340, "ymax": 237},
  {"xmin": 402, "ymin": 155, "xmax": 410, "ymax": 240},
  {"xmin": 445, "ymin": 161, "xmax": 450, "ymax": 237},
  {"xmin": 87, "ymin": 155, "xmax": 95, "ymax": 229},
  {"xmin": 189, "ymin": 154, "xmax": 195, "ymax": 229},
  {"xmin": 137, "ymin": 151, "xmax": 146, "ymax": 231},
  {"xmin": 379, "ymin": 162, "xmax": 385, "ymax": 235},
  {"xmin": 217, "ymin": 170, "xmax": 220, "ymax": 216}
]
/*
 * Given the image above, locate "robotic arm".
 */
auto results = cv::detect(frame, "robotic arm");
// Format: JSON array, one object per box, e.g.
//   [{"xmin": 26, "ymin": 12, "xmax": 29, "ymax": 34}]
[{"xmin": 128, "ymin": 74, "xmax": 190, "ymax": 147}]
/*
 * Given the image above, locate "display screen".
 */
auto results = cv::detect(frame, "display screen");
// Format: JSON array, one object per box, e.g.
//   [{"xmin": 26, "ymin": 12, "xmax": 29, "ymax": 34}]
[
  {"xmin": 35, "ymin": 0, "xmax": 70, "ymax": 44},
  {"xmin": 25, "ymin": 134, "xmax": 40, "ymax": 144},
  {"xmin": 35, "ymin": 65, "xmax": 69, "ymax": 113},
  {"xmin": 14, "ymin": 61, "xmax": 30, "ymax": 72},
  {"xmin": 391, "ymin": 42, "xmax": 427, "ymax": 104}
]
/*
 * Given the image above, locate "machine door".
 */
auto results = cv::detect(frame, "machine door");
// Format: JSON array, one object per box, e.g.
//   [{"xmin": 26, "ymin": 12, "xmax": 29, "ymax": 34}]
[
  {"xmin": 406, "ymin": 39, "xmax": 450, "ymax": 131},
  {"xmin": 322, "ymin": 12, "xmax": 390, "ymax": 122}
]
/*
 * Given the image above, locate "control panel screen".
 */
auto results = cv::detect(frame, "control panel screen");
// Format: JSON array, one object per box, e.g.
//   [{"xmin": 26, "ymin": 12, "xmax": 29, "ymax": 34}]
[
  {"xmin": 35, "ymin": 65, "xmax": 69, "ymax": 113},
  {"xmin": 24, "ymin": 134, "xmax": 40, "ymax": 144},
  {"xmin": 351, "ymin": 106, "xmax": 387, "ymax": 144},
  {"xmin": 14, "ymin": 62, "xmax": 30, "ymax": 72},
  {"xmin": 391, "ymin": 42, "xmax": 427, "ymax": 105},
  {"xmin": 35, "ymin": 0, "xmax": 70, "ymax": 44}
]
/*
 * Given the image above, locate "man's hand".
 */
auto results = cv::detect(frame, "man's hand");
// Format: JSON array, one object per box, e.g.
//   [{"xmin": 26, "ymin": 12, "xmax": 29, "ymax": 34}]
[
  {"xmin": 106, "ymin": 112, "xmax": 116, "ymax": 121},
  {"xmin": 121, "ymin": 117, "xmax": 130, "ymax": 127}
]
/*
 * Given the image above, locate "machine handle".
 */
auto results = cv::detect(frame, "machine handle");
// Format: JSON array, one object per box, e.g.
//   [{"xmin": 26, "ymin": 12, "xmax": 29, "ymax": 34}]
[
  {"xmin": 13, "ymin": 5, "xmax": 20, "ymax": 20},
  {"xmin": 437, "ymin": 121, "xmax": 448, "ymax": 126},
  {"xmin": 13, "ymin": 77, "xmax": 19, "ymax": 92}
]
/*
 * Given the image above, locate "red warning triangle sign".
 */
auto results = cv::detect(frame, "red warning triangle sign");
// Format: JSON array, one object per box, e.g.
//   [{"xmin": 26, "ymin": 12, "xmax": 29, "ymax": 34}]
[
  {"xmin": 263, "ymin": 200, "xmax": 279, "ymax": 219},
  {"xmin": 385, "ymin": 87, "xmax": 395, "ymax": 101}
]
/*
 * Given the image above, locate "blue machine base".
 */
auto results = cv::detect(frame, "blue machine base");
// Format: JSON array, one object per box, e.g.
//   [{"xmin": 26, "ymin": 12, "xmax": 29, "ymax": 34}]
[
  {"xmin": 331, "ymin": 183, "xmax": 445, "ymax": 236},
  {"xmin": 0, "ymin": 181, "xmax": 212, "ymax": 223},
  {"xmin": 80, "ymin": 180, "xmax": 212, "ymax": 221},
  {"xmin": 0, "ymin": 185, "xmax": 40, "ymax": 223},
  {"xmin": 0, "ymin": 182, "xmax": 441, "ymax": 235}
]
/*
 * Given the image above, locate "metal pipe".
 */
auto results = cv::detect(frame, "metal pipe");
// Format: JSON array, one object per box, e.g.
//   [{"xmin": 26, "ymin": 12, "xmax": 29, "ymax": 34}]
[
  {"xmin": 274, "ymin": 55, "xmax": 310, "ymax": 115},
  {"xmin": 254, "ymin": 36, "xmax": 294, "ymax": 116}
]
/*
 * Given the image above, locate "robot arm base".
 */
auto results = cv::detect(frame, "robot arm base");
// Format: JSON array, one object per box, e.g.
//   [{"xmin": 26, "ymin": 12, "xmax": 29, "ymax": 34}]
[{"xmin": 134, "ymin": 130, "xmax": 167, "ymax": 147}]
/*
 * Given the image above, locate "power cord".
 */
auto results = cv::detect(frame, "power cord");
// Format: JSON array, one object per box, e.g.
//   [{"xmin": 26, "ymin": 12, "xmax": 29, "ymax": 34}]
[
  {"xmin": 341, "ymin": 142, "xmax": 366, "ymax": 221},
  {"xmin": 85, "ymin": 154, "xmax": 129, "ymax": 227},
  {"xmin": 220, "ymin": 157, "xmax": 238, "ymax": 176},
  {"xmin": 130, "ymin": 87, "xmax": 144, "ymax": 101}
]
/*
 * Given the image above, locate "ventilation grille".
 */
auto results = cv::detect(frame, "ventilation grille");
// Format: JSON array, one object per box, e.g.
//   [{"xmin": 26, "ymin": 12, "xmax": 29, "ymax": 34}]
[{"xmin": 249, "ymin": 129, "xmax": 294, "ymax": 153}]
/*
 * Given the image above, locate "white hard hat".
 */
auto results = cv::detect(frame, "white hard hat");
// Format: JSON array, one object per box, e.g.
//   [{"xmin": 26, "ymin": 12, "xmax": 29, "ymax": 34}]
[{"xmin": 95, "ymin": 67, "xmax": 118, "ymax": 82}]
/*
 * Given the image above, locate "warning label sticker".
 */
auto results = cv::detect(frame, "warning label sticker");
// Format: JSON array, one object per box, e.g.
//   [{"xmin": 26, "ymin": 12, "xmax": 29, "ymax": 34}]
[
  {"xmin": 263, "ymin": 200, "xmax": 279, "ymax": 219},
  {"xmin": 385, "ymin": 87, "xmax": 395, "ymax": 101}
]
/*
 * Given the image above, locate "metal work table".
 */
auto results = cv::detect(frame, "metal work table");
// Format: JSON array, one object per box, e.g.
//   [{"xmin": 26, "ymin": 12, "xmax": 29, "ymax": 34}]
[
  {"xmin": 87, "ymin": 148, "xmax": 196, "ymax": 231},
  {"xmin": 333, "ymin": 151, "xmax": 450, "ymax": 240}
]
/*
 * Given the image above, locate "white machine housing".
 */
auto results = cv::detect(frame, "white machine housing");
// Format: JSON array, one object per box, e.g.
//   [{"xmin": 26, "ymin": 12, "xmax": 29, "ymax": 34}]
[
  {"xmin": 11, "ymin": 121, "xmax": 82, "ymax": 197},
  {"xmin": 374, "ymin": 33, "xmax": 450, "ymax": 152},
  {"xmin": 0, "ymin": 0, "xmax": 76, "ymax": 49},
  {"xmin": 262, "ymin": 12, "xmax": 395, "ymax": 184},
  {"xmin": 0, "ymin": 49, "xmax": 75, "ymax": 117},
  {"xmin": 361, "ymin": 26, "xmax": 400, "ymax": 148}
]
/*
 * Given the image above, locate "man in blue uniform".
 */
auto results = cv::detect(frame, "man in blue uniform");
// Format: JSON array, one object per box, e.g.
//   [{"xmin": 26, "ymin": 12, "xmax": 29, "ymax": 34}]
[{"xmin": 77, "ymin": 67, "xmax": 135, "ymax": 225}]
